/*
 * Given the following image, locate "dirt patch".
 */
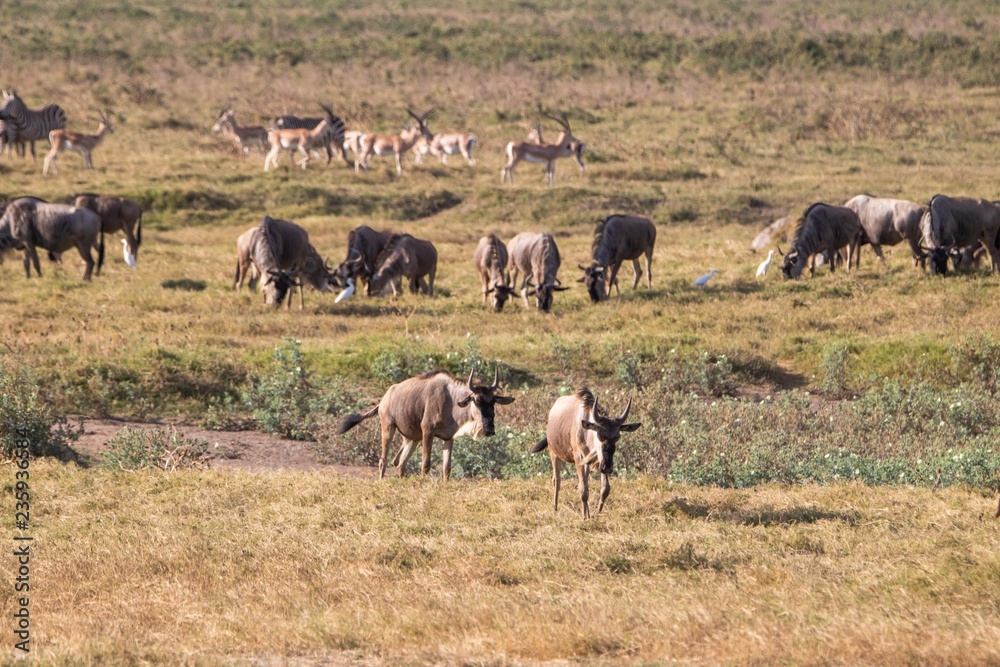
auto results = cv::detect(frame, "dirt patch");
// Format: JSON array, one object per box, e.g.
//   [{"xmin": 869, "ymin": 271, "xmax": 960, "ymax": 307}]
[{"xmin": 71, "ymin": 417, "xmax": 374, "ymax": 477}]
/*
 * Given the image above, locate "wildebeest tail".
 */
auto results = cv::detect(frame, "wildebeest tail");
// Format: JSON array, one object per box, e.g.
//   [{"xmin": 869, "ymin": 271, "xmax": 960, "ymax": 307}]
[
  {"xmin": 337, "ymin": 405, "xmax": 379, "ymax": 435},
  {"xmin": 530, "ymin": 437, "xmax": 548, "ymax": 454},
  {"xmin": 136, "ymin": 211, "xmax": 142, "ymax": 247},
  {"xmin": 96, "ymin": 227, "xmax": 105, "ymax": 275}
]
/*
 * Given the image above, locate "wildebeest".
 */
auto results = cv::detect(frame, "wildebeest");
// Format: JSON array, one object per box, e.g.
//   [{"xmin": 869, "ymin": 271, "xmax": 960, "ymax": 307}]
[
  {"xmin": 337, "ymin": 368, "xmax": 515, "ymax": 480},
  {"xmin": 531, "ymin": 388, "xmax": 641, "ymax": 519},
  {"xmin": 366, "ymin": 233, "xmax": 437, "ymax": 297},
  {"xmin": 473, "ymin": 234, "xmax": 515, "ymax": 312},
  {"xmin": 233, "ymin": 216, "xmax": 332, "ymax": 308},
  {"xmin": 578, "ymin": 214, "xmax": 656, "ymax": 302},
  {"xmin": 333, "ymin": 225, "xmax": 393, "ymax": 291},
  {"xmin": 73, "ymin": 194, "xmax": 143, "ymax": 265},
  {"xmin": 0, "ymin": 197, "xmax": 103, "ymax": 280},
  {"xmin": 843, "ymin": 194, "xmax": 925, "ymax": 267},
  {"xmin": 780, "ymin": 203, "xmax": 865, "ymax": 279},
  {"xmin": 919, "ymin": 194, "xmax": 1000, "ymax": 276},
  {"xmin": 507, "ymin": 231, "xmax": 569, "ymax": 312}
]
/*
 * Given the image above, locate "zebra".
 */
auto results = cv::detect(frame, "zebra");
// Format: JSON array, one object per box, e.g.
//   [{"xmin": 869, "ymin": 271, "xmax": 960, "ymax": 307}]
[
  {"xmin": 270, "ymin": 105, "xmax": 347, "ymax": 165},
  {"xmin": 0, "ymin": 90, "xmax": 67, "ymax": 161}
]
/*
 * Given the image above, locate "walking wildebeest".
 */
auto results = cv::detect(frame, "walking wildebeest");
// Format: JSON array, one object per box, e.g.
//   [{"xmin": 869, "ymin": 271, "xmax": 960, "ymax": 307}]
[
  {"xmin": 333, "ymin": 225, "xmax": 393, "ymax": 292},
  {"xmin": 919, "ymin": 194, "xmax": 1000, "ymax": 276},
  {"xmin": 73, "ymin": 193, "xmax": 142, "ymax": 267},
  {"xmin": 366, "ymin": 233, "xmax": 437, "ymax": 297},
  {"xmin": 233, "ymin": 216, "xmax": 332, "ymax": 308},
  {"xmin": 843, "ymin": 195, "xmax": 925, "ymax": 268},
  {"xmin": 780, "ymin": 203, "xmax": 864, "ymax": 279},
  {"xmin": 337, "ymin": 368, "xmax": 515, "ymax": 480},
  {"xmin": 507, "ymin": 231, "xmax": 569, "ymax": 312},
  {"xmin": 473, "ymin": 234, "xmax": 515, "ymax": 312},
  {"xmin": 578, "ymin": 214, "xmax": 656, "ymax": 302},
  {"xmin": 0, "ymin": 197, "xmax": 103, "ymax": 280},
  {"xmin": 531, "ymin": 388, "xmax": 641, "ymax": 519}
]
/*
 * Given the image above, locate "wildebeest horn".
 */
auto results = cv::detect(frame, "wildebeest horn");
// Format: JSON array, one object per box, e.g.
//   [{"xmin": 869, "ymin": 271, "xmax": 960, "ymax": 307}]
[
  {"xmin": 467, "ymin": 368, "xmax": 475, "ymax": 390},
  {"xmin": 776, "ymin": 245, "xmax": 785, "ymax": 256},
  {"xmin": 618, "ymin": 397, "xmax": 632, "ymax": 423},
  {"xmin": 592, "ymin": 395, "xmax": 600, "ymax": 421},
  {"xmin": 578, "ymin": 263, "xmax": 588, "ymax": 271},
  {"xmin": 492, "ymin": 367, "xmax": 499, "ymax": 390}
]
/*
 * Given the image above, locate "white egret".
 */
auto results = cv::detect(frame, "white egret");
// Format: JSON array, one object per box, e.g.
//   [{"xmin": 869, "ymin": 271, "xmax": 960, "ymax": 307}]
[
  {"xmin": 334, "ymin": 278, "xmax": 355, "ymax": 303},
  {"xmin": 756, "ymin": 250, "xmax": 774, "ymax": 278},
  {"xmin": 693, "ymin": 269, "xmax": 719, "ymax": 287},
  {"xmin": 121, "ymin": 239, "xmax": 137, "ymax": 269}
]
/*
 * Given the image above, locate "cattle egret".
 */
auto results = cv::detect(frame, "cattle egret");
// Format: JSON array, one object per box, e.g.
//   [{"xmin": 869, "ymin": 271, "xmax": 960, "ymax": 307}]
[
  {"xmin": 121, "ymin": 239, "xmax": 137, "ymax": 269},
  {"xmin": 334, "ymin": 279, "xmax": 355, "ymax": 303},
  {"xmin": 756, "ymin": 250, "xmax": 774, "ymax": 278},
  {"xmin": 693, "ymin": 269, "xmax": 719, "ymax": 287}
]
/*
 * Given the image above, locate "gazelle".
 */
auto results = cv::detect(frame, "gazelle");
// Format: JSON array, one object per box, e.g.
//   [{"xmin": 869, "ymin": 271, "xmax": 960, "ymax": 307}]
[
  {"xmin": 43, "ymin": 112, "xmax": 113, "ymax": 176},
  {"xmin": 212, "ymin": 105, "xmax": 268, "ymax": 156},
  {"xmin": 264, "ymin": 104, "xmax": 336, "ymax": 172},
  {"xmin": 342, "ymin": 130, "xmax": 367, "ymax": 160},
  {"xmin": 355, "ymin": 108, "xmax": 433, "ymax": 175},
  {"xmin": 500, "ymin": 111, "xmax": 585, "ymax": 186},
  {"xmin": 413, "ymin": 131, "xmax": 477, "ymax": 167}
]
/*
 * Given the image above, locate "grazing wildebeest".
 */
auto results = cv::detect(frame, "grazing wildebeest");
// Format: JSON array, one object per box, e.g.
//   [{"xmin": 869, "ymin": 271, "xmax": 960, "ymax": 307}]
[
  {"xmin": 233, "ymin": 216, "xmax": 332, "ymax": 308},
  {"xmin": 472, "ymin": 234, "xmax": 515, "ymax": 312},
  {"xmin": 507, "ymin": 231, "xmax": 569, "ymax": 312},
  {"xmin": 531, "ymin": 388, "xmax": 641, "ymax": 519},
  {"xmin": 780, "ymin": 203, "xmax": 865, "ymax": 279},
  {"xmin": 73, "ymin": 194, "xmax": 143, "ymax": 266},
  {"xmin": 366, "ymin": 234, "xmax": 437, "ymax": 297},
  {"xmin": 0, "ymin": 197, "xmax": 103, "ymax": 280},
  {"xmin": 919, "ymin": 194, "xmax": 1000, "ymax": 276},
  {"xmin": 337, "ymin": 368, "xmax": 515, "ymax": 480},
  {"xmin": 578, "ymin": 214, "xmax": 656, "ymax": 302},
  {"xmin": 843, "ymin": 194, "xmax": 925, "ymax": 268},
  {"xmin": 333, "ymin": 225, "xmax": 393, "ymax": 292}
]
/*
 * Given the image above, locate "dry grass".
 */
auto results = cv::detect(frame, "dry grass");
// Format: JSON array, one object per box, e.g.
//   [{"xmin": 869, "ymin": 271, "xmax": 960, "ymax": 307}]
[{"xmin": 4, "ymin": 461, "xmax": 997, "ymax": 665}]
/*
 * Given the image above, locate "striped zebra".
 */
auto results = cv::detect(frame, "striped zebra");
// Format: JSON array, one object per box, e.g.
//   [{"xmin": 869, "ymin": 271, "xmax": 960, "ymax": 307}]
[
  {"xmin": 0, "ymin": 90, "xmax": 67, "ymax": 160},
  {"xmin": 270, "ymin": 105, "xmax": 347, "ymax": 165}
]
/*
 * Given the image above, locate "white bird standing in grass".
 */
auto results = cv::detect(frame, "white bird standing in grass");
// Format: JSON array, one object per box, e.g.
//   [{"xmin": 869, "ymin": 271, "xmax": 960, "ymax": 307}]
[
  {"xmin": 335, "ymin": 278, "xmax": 355, "ymax": 303},
  {"xmin": 121, "ymin": 239, "xmax": 138, "ymax": 269},
  {"xmin": 693, "ymin": 269, "xmax": 719, "ymax": 287},
  {"xmin": 756, "ymin": 249, "xmax": 775, "ymax": 278}
]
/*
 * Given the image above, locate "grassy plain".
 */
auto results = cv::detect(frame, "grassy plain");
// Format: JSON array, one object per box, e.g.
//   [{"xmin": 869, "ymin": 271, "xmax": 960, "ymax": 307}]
[{"xmin": 2, "ymin": 0, "xmax": 1000, "ymax": 664}]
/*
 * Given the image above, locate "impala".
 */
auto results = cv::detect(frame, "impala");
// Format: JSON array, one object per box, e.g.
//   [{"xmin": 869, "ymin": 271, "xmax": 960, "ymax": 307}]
[
  {"xmin": 212, "ymin": 105, "xmax": 268, "ymax": 156},
  {"xmin": 43, "ymin": 111, "xmax": 112, "ymax": 175},
  {"xmin": 413, "ymin": 130, "xmax": 477, "ymax": 167},
  {"xmin": 355, "ymin": 108, "xmax": 433, "ymax": 175},
  {"xmin": 500, "ymin": 111, "xmax": 585, "ymax": 186},
  {"xmin": 264, "ymin": 104, "xmax": 337, "ymax": 172}
]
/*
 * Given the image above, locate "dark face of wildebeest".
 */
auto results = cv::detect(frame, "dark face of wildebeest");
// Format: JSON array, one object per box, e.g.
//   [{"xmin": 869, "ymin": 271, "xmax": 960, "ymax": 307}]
[
  {"xmin": 927, "ymin": 247, "xmax": 951, "ymax": 276},
  {"xmin": 527, "ymin": 281, "xmax": 570, "ymax": 313},
  {"xmin": 780, "ymin": 250, "xmax": 809, "ymax": 280},
  {"xmin": 581, "ymin": 397, "xmax": 641, "ymax": 475},
  {"xmin": 578, "ymin": 263, "xmax": 608, "ymax": 302},
  {"xmin": 459, "ymin": 369, "xmax": 515, "ymax": 436},
  {"xmin": 485, "ymin": 283, "xmax": 516, "ymax": 312},
  {"xmin": 262, "ymin": 269, "xmax": 300, "ymax": 308}
]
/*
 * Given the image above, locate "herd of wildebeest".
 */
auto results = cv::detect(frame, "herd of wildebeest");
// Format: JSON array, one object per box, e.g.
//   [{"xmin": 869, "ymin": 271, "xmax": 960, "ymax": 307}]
[{"xmin": 4, "ymin": 89, "xmax": 1000, "ymax": 518}]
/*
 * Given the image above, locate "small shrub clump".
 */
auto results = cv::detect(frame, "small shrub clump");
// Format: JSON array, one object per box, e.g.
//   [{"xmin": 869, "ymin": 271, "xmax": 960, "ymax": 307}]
[
  {"xmin": 0, "ymin": 361, "xmax": 81, "ymax": 460},
  {"xmin": 103, "ymin": 428, "xmax": 212, "ymax": 472}
]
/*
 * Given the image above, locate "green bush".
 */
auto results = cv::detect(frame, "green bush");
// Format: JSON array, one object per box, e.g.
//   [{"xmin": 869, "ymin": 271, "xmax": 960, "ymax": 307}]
[
  {"xmin": 103, "ymin": 427, "xmax": 211, "ymax": 472},
  {"xmin": 0, "ymin": 361, "xmax": 81, "ymax": 460}
]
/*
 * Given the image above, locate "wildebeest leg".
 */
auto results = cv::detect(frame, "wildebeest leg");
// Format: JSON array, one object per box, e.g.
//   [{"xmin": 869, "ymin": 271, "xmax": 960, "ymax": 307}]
[
  {"xmin": 23, "ymin": 247, "xmax": 37, "ymax": 278},
  {"xmin": 596, "ymin": 473, "xmax": 611, "ymax": 515},
  {"xmin": 551, "ymin": 457, "xmax": 562, "ymax": 512},
  {"xmin": 395, "ymin": 438, "xmax": 419, "ymax": 477},
  {"xmin": 419, "ymin": 429, "xmax": 434, "ymax": 476},
  {"xmin": 630, "ymin": 258, "xmax": 642, "ymax": 289},
  {"xmin": 983, "ymin": 235, "xmax": 1000, "ymax": 272},
  {"xmin": 576, "ymin": 462, "xmax": 590, "ymax": 519},
  {"xmin": 518, "ymin": 273, "xmax": 532, "ymax": 309},
  {"xmin": 378, "ymin": 421, "xmax": 397, "ymax": 480},
  {"xmin": 869, "ymin": 242, "xmax": 886, "ymax": 265},
  {"xmin": 409, "ymin": 276, "xmax": 419, "ymax": 295},
  {"xmin": 441, "ymin": 440, "xmax": 453, "ymax": 481},
  {"xmin": 427, "ymin": 266, "xmax": 435, "ymax": 297},
  {"xmin": 297, "ymin": 283, "xmax": 304, "ymax": 311},
  {"xmin": 608, "ymin": 263, "xmax": 622, "ymax": 297},
  {"xmin": 76, "ymin": 239, "xmax": 95, "ymax": 281}
]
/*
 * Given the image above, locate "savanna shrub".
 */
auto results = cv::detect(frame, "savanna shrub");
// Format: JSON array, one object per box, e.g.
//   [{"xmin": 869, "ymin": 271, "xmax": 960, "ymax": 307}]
[
  {"xmin": 0, "ymin": 361, "xmax": 81, "ymax": 460},
  {"xmin": 103, "ymin": 427, "xmax": 211, "ymax": 472}
]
